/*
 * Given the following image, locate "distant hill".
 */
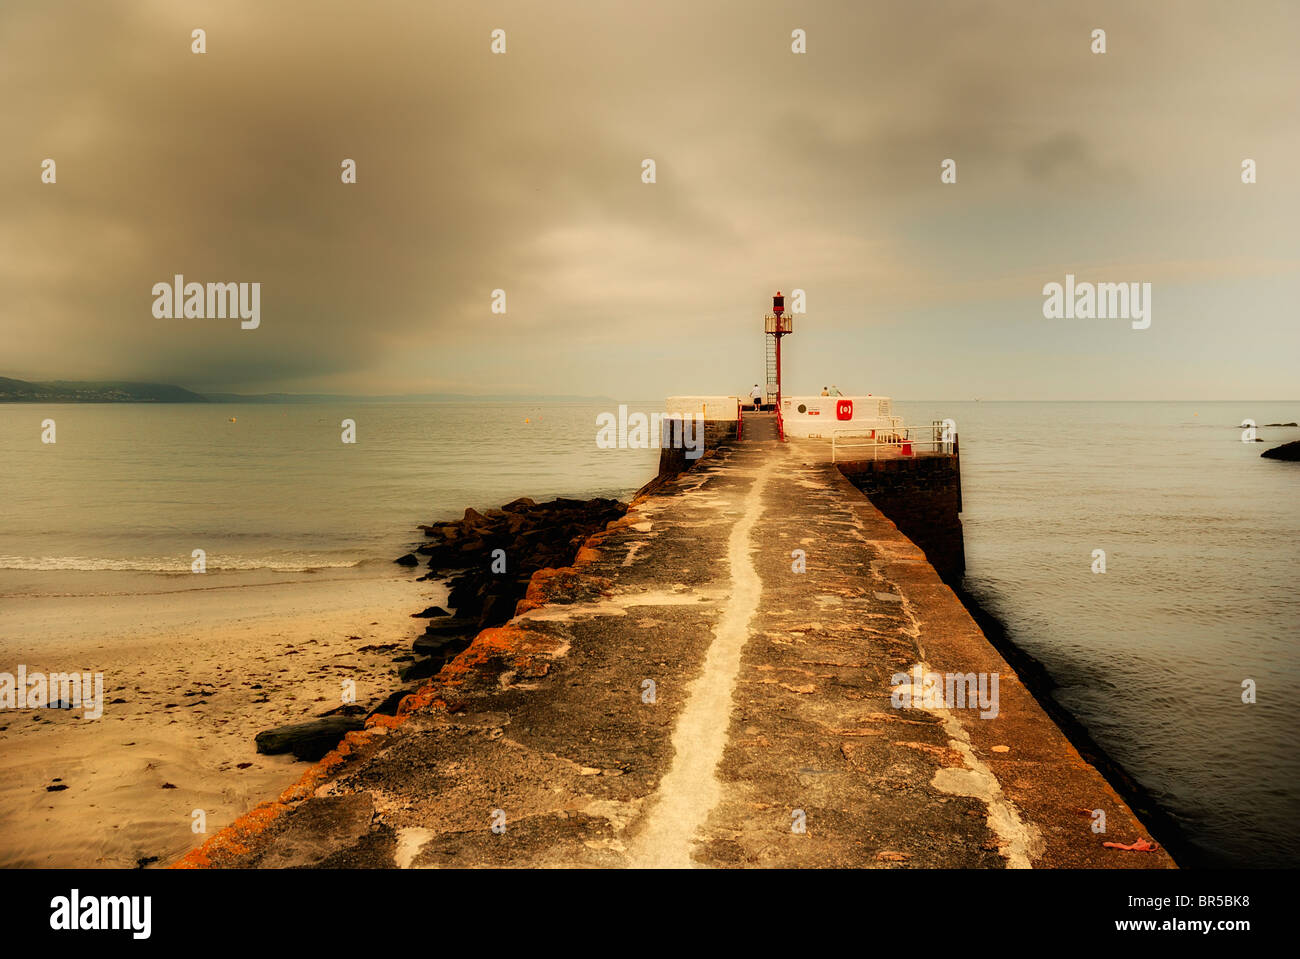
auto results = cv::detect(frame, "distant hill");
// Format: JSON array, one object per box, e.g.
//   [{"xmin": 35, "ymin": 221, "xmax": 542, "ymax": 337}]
[
  {"xmin": 0, "ymin": 377, "xmax": 209, "ymax": 403},
  {"xmin": 0, "ymin": 377, "xmax": 612, "ymax": 404}
]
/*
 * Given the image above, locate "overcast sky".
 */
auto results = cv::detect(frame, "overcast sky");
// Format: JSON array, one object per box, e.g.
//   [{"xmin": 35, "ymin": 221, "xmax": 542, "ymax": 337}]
[{"xmin": 2, "ymin": 0, "xmax": 1297, "ymax": 399}]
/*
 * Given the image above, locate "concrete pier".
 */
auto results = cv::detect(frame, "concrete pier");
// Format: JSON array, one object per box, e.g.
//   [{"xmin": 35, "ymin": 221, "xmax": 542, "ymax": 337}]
[{"xmin": 178, "ymin": 425, "xmax": 1174, "ymax": 869}]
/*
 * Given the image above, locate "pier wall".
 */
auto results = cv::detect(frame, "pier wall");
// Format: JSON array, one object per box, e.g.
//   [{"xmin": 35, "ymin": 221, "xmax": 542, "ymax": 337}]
[
  {"xmin": 655, "ymin": 416, "xmax": 737, "ymax": 478},
  {"xmin": 837, "ymin": 453, "xmax": 965, "ymax": 583}
]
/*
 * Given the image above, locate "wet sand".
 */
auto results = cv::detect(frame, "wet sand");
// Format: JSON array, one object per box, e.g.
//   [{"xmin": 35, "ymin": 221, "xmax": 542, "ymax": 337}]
[{"xmin": 0, "ymin": 565, "xmax": 435, "ymax": 867}]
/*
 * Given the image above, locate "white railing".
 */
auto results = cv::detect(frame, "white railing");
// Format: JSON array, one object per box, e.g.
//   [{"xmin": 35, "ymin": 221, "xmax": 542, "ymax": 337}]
[
  {"xmin": 664, "ymin": 397, "xmax": 741, "ymax": 422},
  {"xmin": 831, "ymin": 422, "xmax": 958, "ymax": 463}
]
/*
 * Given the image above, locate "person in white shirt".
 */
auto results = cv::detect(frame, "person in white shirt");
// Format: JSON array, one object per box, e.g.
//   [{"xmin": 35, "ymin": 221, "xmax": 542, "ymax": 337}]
[{"xmin": 749, "ymin": 384, "xmax": 763, "ymax": 408}]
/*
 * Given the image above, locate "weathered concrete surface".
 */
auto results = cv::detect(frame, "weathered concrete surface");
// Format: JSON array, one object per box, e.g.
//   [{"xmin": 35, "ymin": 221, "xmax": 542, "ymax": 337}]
[
  {"xmin": 177, "ymin": 436, "xmax": 1174, "ymax": 869},
  {"xmin": 741, "ymin": 410, "xmax": 780, "ymax": 441}
]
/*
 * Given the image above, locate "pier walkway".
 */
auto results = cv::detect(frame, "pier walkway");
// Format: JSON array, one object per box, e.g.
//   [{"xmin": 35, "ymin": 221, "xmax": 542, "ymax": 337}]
[{"xmin": 179, "ymin": 437, "xmax": 1173, "ymax": 869}]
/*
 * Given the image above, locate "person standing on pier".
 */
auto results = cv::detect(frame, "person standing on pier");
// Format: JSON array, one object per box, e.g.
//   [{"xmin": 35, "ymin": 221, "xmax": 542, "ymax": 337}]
[{"xmin": 750, "ymin": 384, "xmax": 762, "ymax": 409}]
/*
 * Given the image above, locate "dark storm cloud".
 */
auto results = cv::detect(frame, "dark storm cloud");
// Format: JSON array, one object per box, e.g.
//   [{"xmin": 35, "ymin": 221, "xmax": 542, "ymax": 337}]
[{"xmin": 1, "ymin": 0, "xmax": 1297, "ymax": 398}]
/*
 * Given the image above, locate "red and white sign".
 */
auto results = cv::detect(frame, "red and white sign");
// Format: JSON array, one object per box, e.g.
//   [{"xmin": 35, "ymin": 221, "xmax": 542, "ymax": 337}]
[{"xmin": 780, "ymin": 395, "xmax": 894, "ymax": 438}]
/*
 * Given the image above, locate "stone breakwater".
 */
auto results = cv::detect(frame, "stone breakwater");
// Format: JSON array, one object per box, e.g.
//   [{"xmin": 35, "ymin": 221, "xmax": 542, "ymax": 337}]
[
  {"xmin": 251, "ymin": 496, "xmax": 627, "ymax": 763},
  {"xmin": 412, "ymin": 496, "xmax": 629, "ymax": 630},
  {"xmin": 181, "ymin": 436, "xmax": 1173, "ymax": 869}
]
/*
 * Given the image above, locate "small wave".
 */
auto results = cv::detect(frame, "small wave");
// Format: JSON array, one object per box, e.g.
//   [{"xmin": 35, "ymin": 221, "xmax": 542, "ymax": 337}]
[{"xmin": 0, "ymin": 555, "xmax": 361, "ymax": 573}]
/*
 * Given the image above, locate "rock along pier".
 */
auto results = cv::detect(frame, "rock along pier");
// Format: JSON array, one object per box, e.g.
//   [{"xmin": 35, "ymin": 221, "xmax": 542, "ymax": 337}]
[{"xmin": 177, "ymin": 410, "xmax": 1174, "ymax": 869}]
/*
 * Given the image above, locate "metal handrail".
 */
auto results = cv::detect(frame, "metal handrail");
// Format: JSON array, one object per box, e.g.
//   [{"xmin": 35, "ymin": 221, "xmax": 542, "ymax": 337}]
[{"xmin": 831, "ymin": 423, "xmax": 957, "ymax": 463}]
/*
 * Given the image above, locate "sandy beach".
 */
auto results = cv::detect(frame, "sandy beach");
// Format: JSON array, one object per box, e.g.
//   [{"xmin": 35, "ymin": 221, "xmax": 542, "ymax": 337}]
[{"xmin": 0, "ymin": 565, "xmax": 436, "ymax": 868}]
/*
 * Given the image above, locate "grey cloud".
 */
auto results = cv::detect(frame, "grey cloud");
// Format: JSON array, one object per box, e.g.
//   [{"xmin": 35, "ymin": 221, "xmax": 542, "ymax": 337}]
[{"xmin": 1, "ymin": 0, "xmax": 1297, "ymax": 399}]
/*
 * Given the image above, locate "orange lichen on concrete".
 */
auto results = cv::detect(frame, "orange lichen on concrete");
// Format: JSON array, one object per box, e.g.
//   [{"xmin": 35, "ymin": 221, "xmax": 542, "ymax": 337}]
[
  {"xmin": 513, "ymin": 526, "xmax": 620, "ymax": 614},
  {"xmin": 396, "ymin": 684, "xmax": 452, "ymax": 717},
  {"xmin": 173, "ymin": 720, "xmax": 378, "ymax": 867},
  {"xmin": 578, "ymin": 510, "xmax": 649, "ymax": 555},
  {"xmin": 364, "ymin": 710, "xmax": 405, "ymax": 731},
  {"xmin": 603, "ymin": 514, "xmax": 641, "ymax": 531},
  {"xmin": 275, "ymin": 733, "xmax": 369, "ymax": 802},
  {"xmin": 517, "ymin": 566, "xmax": 585, "ymax": 613},
  {"xmin": 435, "ymin": 624, "xmax": 566, "ymax": 682},
  {"xmin": 521, "ymin": 566, "xmax": 564, "ymax": 604},
  {"xmin": 173, "ymin": 800, "xmax": 289, "ymax": 868}
]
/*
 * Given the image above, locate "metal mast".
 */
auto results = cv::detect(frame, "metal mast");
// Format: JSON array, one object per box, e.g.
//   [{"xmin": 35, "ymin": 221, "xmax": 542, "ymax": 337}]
[{"xmin": 764, "ymin": 291, "xmax": 793, "ymax": 409}]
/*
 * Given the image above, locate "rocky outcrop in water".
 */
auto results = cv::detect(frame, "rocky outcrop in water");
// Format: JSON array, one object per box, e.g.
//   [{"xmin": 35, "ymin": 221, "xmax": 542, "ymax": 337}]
[
  {"xmin": 398, "ymin": 496, "xmax": 628, "ymax": 674},
  {"xmin": 415, "ymin": 496, "xmax": 627, "ymax": 626},
  {"xmin": 1261, "ymin": 441, "xmax": 1300, "ymax": 461}
]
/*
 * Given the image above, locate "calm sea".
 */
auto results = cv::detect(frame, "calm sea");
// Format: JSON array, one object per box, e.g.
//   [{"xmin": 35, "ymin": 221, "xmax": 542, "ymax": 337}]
[
  {"xmin": 0, "ymin": 402, "xmax": 659, "ymax": 577},
  {"xmin": 1, "ymin": 400, "xmax": 1296, "ymax": 866}
]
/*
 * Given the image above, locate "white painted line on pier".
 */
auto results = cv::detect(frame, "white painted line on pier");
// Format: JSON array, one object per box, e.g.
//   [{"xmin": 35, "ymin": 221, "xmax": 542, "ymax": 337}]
[
  {"xmin": 393, "ymin": 826, "xmax": 434, "ymax": 868},
  {"xmin": 898, "ymin": 662, "xmax": 1044, "ymax": 868},
  {"xmin": 628, "ymin": 467, "xmax": 769, "ymax": 868}
]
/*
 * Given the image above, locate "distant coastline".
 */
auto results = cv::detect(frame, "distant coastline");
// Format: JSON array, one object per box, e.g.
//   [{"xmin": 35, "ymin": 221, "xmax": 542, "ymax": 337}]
[
  {"xmin": 0, "ymin": 377, "xmax": 208, "ymax": 403},
  {"xmin": 0, "ymin": 376, "xmax": 611, "ymax": 404}
]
